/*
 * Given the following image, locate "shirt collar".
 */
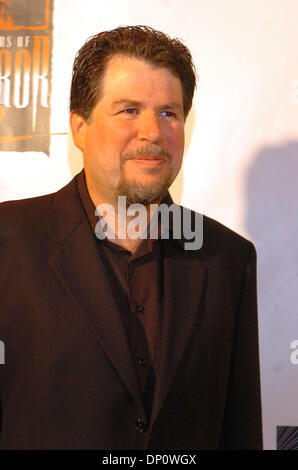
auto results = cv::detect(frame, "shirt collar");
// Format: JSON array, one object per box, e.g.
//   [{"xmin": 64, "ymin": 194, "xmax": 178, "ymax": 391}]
[{"xmin": 76, "ymin": 169, "xmax": 188, "ymax": 252}]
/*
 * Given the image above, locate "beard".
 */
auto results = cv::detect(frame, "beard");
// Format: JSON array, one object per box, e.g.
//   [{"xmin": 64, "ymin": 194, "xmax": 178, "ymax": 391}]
[
  {"xmin": 115, "ymin": 144, "xmax": 173, "ymax": 205},
  {"xmin": 115, "ymin": 170, "xmax": 172, "ymax": 206}
]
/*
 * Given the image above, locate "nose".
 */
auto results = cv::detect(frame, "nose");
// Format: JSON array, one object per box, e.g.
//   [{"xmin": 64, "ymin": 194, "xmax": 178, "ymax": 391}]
[{"xmin": 137, "ymin": 111, "xmax": 163, "ymax": 143}]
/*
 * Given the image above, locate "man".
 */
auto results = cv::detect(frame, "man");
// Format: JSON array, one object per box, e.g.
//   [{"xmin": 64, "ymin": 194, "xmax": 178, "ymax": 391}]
[{"xmin": 0, "ymin": 26, "xmax": 262, "ymax": 449}]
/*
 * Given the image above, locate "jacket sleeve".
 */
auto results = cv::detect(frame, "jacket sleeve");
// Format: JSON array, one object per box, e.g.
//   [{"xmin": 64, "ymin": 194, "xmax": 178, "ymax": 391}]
[{"xmin": 220, "ymin": 242, "xmax": 263, "ymax": 449}]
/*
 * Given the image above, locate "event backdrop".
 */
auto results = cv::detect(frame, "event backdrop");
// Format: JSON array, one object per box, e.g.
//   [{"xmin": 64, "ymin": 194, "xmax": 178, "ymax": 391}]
[{"xmin": 1, "ymin": 0, "xmax": 298, "ymax": 450}]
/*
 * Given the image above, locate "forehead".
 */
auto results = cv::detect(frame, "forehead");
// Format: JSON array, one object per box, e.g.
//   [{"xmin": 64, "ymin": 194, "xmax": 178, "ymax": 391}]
[{"xmin": 100, "ymin": 54, "xmax": 183, "ymax": 101}]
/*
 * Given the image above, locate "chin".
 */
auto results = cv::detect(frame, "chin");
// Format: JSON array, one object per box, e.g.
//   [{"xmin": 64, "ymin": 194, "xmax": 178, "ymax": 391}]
[{"xmin": 116, "ymin": 177, "xmax": 171, "ymax": 206}]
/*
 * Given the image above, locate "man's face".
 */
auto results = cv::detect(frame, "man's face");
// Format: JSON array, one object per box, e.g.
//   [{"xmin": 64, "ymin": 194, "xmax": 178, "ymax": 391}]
[{"xmin": 71, "ymin": 54, "xmax": 185, "ymax": 206}]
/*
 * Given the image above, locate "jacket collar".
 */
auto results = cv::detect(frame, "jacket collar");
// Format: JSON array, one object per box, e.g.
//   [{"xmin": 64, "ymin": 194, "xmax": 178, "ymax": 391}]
[{"xmin": 75, "ymin": 169, "xmax": 203, "ymax": 253}]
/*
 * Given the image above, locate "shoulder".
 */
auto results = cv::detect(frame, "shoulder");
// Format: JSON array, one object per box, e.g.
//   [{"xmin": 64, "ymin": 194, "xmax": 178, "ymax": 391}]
[
  {"xmin": 199, "ymin": 213, "xmax": 256, "ymax": 282},
  {"xmin": 0, "ymin": 191, "xmax": 55, "ymax": 216},
  {"xmin": 0, "ymin": 192, "xmax": 54, "ymax": 239},
  {"xmin": 0, "ymin": 175, "xmax": 78, "ymax": 241},
  {"xmin": 202, "ymin": 213, "xmax": 255, "ymax": 254},
  {"xmin": 177, "ymin": 203, "xmax": 256, "ymax": 267}
]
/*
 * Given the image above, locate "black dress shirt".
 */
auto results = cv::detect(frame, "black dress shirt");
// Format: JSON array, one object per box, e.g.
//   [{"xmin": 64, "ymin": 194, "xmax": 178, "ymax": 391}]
[{"xmin": 76, "ymin": 171, "xmax": 183, "ymax": 418}]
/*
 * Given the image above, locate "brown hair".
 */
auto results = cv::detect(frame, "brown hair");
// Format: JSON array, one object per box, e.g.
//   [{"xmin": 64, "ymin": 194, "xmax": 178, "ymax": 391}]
[{"xmin": 70, "ymin": 25, "xmax": 197, "ymax": 121}]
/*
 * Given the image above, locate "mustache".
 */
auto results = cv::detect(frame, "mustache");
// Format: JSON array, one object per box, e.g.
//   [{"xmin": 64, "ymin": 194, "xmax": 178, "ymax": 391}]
[{"xmin": 121, "ymin": 145, "xmax": 171, "ymax": 162}]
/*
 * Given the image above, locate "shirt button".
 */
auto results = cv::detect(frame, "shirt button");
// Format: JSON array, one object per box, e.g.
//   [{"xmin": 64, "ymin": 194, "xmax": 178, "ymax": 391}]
[
  {"xmin": 136, "ymin": 418, "xmax": 148, "ymax": 432},
  {"xmin": 135, "ymin": 305, "xmax": 144, "ymax": 313},
  {"xmin": 137, "ymin": 358, "xmax": 148, "ymax": 366}
]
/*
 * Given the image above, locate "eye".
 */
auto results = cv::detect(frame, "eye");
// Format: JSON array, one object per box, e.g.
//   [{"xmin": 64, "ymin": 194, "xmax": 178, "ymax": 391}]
[
  {"xmin": 122, "ymin": 108, "xmax": 138, "ymax": 115},
  {"xmin": 160, "ymin": 110, "xmax": 176, "ymax": 118}
]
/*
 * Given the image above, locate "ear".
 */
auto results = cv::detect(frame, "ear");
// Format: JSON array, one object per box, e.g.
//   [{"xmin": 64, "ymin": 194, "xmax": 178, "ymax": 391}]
[{"xmin": 69, "ymin": 112, "xmax": 88, "ymax": 152}]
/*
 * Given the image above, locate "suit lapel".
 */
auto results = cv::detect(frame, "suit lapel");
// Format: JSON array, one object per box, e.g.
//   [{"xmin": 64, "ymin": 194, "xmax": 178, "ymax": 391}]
[
  {"xmin": 47, "ymin": 178, "xmax": 144, "ymax": 407},
  {"xmin": 149, "ymin": 244, "xmax": 207, "ymax": 430}
]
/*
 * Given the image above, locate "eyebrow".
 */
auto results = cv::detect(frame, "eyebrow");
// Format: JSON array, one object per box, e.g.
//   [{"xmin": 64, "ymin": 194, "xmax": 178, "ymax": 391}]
[
  {"xmin": 111, "ymin": 99, "xmax": 183, "ymax": 112},
  {"xmin": 111, "ymin": 99, "xmax": 141, "ymax": 108}
]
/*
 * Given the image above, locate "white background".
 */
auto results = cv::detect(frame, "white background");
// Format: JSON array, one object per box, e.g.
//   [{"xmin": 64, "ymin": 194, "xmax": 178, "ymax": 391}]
[{"xmin": 1, "ymin": 0, "xmax": 298, "ymax": 449}]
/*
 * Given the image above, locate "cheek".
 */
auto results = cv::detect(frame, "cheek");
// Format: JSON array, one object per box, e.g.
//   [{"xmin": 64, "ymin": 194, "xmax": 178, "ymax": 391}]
[
  {"xmin": 110, "ymin": 120, "xmax": 137, "ymax": 144},
  {"xmin": 86, "ymin": 122, "xmax": 135, "ymax": 160},
  {"xmin": 166, "ymin": 127, "xmax": 185, "ymax": 156}
]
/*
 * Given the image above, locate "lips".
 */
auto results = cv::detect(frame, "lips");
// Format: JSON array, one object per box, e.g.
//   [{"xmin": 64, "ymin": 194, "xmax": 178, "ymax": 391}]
[
  {"xmin": 130, "ymin": 156, "xmax": 166, "ymax": 167},
  {"xmin": 131, "ymin": 154, "xmax": 166, "ymax": 161}
]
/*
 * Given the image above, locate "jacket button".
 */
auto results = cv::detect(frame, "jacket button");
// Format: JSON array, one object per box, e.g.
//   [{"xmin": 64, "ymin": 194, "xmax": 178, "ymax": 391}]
[
  {"xmin": 135, "ymin": 305, "xmax": 144, "ymax": 313},
  {"xmin": 136, "ymin": 418, "xmax": 147, "ymax": 432}
]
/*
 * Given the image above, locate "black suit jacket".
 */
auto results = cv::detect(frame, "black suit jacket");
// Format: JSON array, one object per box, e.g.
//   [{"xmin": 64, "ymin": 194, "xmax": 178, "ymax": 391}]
[{"xmin": 0, "ymin": 171, "xmax": 262, "ymax": 449}]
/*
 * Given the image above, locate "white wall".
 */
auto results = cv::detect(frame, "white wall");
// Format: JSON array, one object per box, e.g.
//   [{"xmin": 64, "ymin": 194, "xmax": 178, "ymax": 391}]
[{"xmin": 1, "ymin": 0, "xmax": 298, "ymax": 449}]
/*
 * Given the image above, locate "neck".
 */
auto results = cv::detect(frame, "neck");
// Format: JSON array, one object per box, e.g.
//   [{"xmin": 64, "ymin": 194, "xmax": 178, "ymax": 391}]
[{"xmin": 85, "ymin": 177, "xmax": 161, "ymax": 253}]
